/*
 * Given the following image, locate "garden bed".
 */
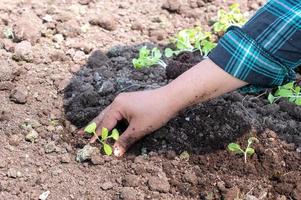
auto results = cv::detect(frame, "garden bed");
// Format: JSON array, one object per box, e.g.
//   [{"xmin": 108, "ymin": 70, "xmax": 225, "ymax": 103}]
[{"xmin": 0, "ymin": 0, "xmax": 300, "ymax": 199}]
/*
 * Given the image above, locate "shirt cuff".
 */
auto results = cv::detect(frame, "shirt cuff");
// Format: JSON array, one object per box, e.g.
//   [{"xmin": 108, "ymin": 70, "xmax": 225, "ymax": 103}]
[{"xmin": 208, "ymin": 26, "xmax": 295, "ymax": 87}]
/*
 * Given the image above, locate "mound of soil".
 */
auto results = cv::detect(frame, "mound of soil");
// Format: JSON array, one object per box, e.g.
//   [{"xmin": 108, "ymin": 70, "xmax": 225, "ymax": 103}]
[
  {"xmin": 64, "ymin": 43, "xmax": 167, "ymax": 127},
  {"xmin": 165, "ymin": 51, "xmax": 203, "ymax": 79}
]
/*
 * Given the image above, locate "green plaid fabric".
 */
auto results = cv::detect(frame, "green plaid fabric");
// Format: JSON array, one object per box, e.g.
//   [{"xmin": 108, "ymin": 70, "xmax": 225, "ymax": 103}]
[{"xmin": 209, "ymin": 0, "xmax": 301, "ymax": 87}]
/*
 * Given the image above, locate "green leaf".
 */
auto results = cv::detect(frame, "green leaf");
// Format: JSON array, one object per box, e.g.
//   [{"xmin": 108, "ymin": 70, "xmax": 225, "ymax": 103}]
[
  {"xmin": 179, "ymin": 151, "xmax": 190, "ymax": 160},
  {"xmin": 268, "ymin": 93, "xmax": 275, "ymax": 104},
  {"xmin": 295, "ymin": 86, "xmax": 301, "ymax": 94},
  {"xmin": 247, "ymin": 137, "xmax": 258, "ymax": 145},
  {"xmin": 3, "ymin": 27, "xmax": 14, "ymax": 39},
  {"xmin": 194, "ymin": 40, "xmax": 201, "ymax": 51},
  {"xmin": 84, "ymin": 122, "xmax": 97, "ymax": 134},
  {"xmin": 132, "ymin": 46, "xmax": 164, "ymax": 69},
  {"xmin": 152, "ymin": 48, "xmax": 162, "ymax": 59},
  {"xmin": 213, "ymin": 22, "xmax": 225, "ymax": 33},
  {"xmin": 281, "ymin": 82, "xmax": 294, "ymax": 89},
  {"xmin": 103, "ymin": 143, "xmax": 113, "ymax": 156},
  {"xmin": 227, "ymin": 143, "xmax": 243, "ymax": 154},
  {"xmin": 275, "ymin": 89, "xmax": 293, "ymax": 97},
  {"xmin": 295, "ymin": 97, "xmax": 301, "ymax": 106},
  {"xmin": 201, "ymin": 40, "xmax": 216, "ymax": 56},
  {"xmin": 139, "ymin": 46, "xmax": 150, "ymax": 58},
  {"xmin": 164, "ymin": 48, "xmax": 174, "ymax": 58},
  {"xmin": 111, "ymin": 129, "xmax": 119, "ymax": 140},
  {"xmin": 246, "ymin": 147, "xmax": 255, "ymax": 156},
  {"xmin": 132, "ymin": 58, "xmax": 141, "ymax": 69},
  {"xmin": 101, "ymin": 127, "xmax": 109, "ymax": 140}
]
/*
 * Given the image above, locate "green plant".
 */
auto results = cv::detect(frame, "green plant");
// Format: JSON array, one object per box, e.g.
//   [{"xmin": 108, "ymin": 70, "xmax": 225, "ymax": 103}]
[
  {"xmin": 164, "ymin": 27, "xmax": 216, "ymax": 57},
  {"xmin": 228, "ymin": 137, "xmax": 258, "ymax": 163},
  {"xmin": 132, "ymin": 46, "xmax": 166, "ymax": 69},
  {"xmin": 213, "ymin": 3, "xmax": 247, "ymax": 34},
  {"xmin": 268, "ymin": 82, "xmax": 301, "ymax": 105},
  {"xmin": 84, "ymin": 122, "xmax": 119, "ymax": 156},
  {"xmin": 3, "ymin": 27, "xmax": 14, "ymax": 39}
]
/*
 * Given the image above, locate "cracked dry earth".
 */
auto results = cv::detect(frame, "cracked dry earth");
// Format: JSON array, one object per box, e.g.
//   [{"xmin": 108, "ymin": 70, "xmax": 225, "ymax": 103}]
[{"xmin": 1, "ymin": 0, "xmax": 301, "ymax": 200}]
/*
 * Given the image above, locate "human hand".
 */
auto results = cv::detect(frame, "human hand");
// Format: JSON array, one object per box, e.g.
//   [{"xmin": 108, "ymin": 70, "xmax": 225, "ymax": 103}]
[{"xmin": 84, "ymin": 88, "xmax": 179, "ymax": 157}]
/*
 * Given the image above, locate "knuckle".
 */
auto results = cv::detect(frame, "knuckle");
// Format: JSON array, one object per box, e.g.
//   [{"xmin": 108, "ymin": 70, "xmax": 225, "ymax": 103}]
[{"xmin": 114, "ymin": 93, "xmax": 127, "ymax": 105}]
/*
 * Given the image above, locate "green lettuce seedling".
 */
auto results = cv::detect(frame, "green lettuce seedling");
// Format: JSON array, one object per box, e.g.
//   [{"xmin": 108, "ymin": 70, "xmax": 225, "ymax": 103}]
[
  {"xmin": 268, "ymin": 81, "xmax": 301, "ymax": 105},
  {"xmin": 228, "ymin": 137, "xmax": 258, "ymax": 163},
  {"xmin": 213, "ymin": 3, "xmax": 247, "ymax": 34},
  {"xmin": 84, "ymin": 122, "xmax": 119, "ymax": 156},
  {"xmin": 132, "ymin": 46, "xmax": 166, "ymax": 69},
  {"xmin": 165, "ymin": 27, "xmax": 216, "ymax": 57}
]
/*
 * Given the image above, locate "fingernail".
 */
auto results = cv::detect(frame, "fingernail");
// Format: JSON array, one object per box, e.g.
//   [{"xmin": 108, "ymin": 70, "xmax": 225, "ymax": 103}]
[{"xmin": 114, "ymin": 146, "xmax": 122, "ymax": 157}]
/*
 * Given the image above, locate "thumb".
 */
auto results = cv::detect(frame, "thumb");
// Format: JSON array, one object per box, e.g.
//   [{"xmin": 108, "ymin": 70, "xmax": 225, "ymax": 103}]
[
  {"xmin": 113, "ymin": 124, "xmax": 144, "ymax": 157},
  {"xmin": 90, "ymin": 108, "xmax": 123, "ymax": 143}
]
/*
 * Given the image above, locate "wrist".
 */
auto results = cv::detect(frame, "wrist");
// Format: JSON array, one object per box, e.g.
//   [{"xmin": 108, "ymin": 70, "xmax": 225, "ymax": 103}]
[{"xmin": 154, "ymin": 85, "xmax": 185, "ymax": 115}]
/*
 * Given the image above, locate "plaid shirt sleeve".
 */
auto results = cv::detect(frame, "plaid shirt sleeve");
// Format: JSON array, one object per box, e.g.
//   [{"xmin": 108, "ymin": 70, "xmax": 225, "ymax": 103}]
[{"xmin": 208, "ymin": 0, "xmax": 301, "ymax": 87}]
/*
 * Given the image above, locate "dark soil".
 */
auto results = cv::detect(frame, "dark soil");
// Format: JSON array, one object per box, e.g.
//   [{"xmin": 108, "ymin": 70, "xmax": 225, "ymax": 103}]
[{"xmin": 166, "ymin": 51, "xmax": 203, "ymax": 79}]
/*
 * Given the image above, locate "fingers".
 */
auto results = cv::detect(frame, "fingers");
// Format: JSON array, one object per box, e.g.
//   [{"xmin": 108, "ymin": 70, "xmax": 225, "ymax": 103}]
[
  {"xmin": 90, "ymin": 108, "xmax": 123, "ymax": 143},
  {"xmin": 113, "ymin": 124, "xmax": 146, "ymax": 157}
]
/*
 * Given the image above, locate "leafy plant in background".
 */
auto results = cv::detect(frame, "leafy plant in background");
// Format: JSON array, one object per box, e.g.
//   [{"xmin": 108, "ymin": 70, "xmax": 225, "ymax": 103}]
[
  {"xmin": 132, "ymin": 46, "xmax": 167, "ymax": 69},
  {"xmin": 228, "ymin": 137, "xmax": 258, "ymax": 163},
  {"xmin": 132, "ymin": 4, "xmax": 246, "ymax": 69},
  {"xmin": 164, "ymin": 27, "xmax": 216, "ymax": 57},
  {"xmin": 84, "ymin": 122, "xmax": 119, "ymax": 156},
  {"xmin": 213, "ymin": 3, "xmax": 247, "ymax": 34},
  {"xmin": 268, "ymin": 82, "xmax": 301, "ymax": 105}
]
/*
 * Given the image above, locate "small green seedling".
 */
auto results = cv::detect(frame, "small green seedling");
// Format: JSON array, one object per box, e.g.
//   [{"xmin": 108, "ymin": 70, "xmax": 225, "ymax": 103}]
[
  {"xmin": 165, "ymin": 27, "xmax": 216, "ymax": 57},
  {"xmin": 268, "ymin": 81, "xmax": 301, "ymax": 105},
  {"xmin": 228, "ymin": 137, "xmax": 258, "ymax": 163},
  {"xmin": 84, "ymin": 122, "xmax": 119, "ymax": 156},
  {"xmin": 213, "ymin": 3, "xmax": 247, "ymax": 34},
  {"xmin": 132, "ymin": 46, "xmax": 166, "ymax": 69},
  {"xmin": 3, "ymin": 27, "xmax": 14, "ymax": 39}
]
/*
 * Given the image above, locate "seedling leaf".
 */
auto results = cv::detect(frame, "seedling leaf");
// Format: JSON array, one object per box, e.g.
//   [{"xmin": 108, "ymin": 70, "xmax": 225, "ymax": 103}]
[
  {"xmin": 101, "ymin": 127, "xmax": 109, "ymax": 140},
  {"xmin": 282, "ymin": 82, "xmax": 294, "ymax": 89},
  {"xmin": 228, "ymin": 137, "xmax": 258, "ymax": 163},
  {"xmin": 213, "ymin": 3, "xmax": 246, "ymax": 34},
  {"xmin": 228, "ymin": 143, "xmax": 243, "ymax": 154},
  {"xmin": 152, "ymin": 48, "xmax": 162, "ymax": 59},
  {"xmin": 201, "ymin": 40, "xmax": 216, "ymax": 56},
  {"xmin": 275, "ymin": 89, "xmax": 293, "ymax": 97},
  {"xmin": 268, "ymin": 93, "xmax": 275, "ymax": 104},
  {"xmin": 247, "ymin": 137, "xmax": 258, "ymax": 145},
  {"xmin": 246, "ymin": 147, "xmax": 255, "ymax": 156},
  {"xmin": 103, "ymin": 143, "xmax": 113, "ymax": 155},
  {"xmin": 111, "ymin": 129, "xmax": 119, "ymax": 140},
  {"xmin": 179, "ymin": 151, "xmax": 190, "ymax": 160},
  {"xmin": 268, "ymin": 81, "xmax": 301, "ymax": 106},
  {"xmin": 132, "ymin": 46, "xmax": 166, "ymax": 69},
  {"xmin": 164, "ymin": 48, "xmax": 174, "ymax": 58},
  {"xmin": 84, "ymin": 122, "xmax": 97, "ymax": 134},
  {"xmin": 167, "ymin": 27, "xmax": 216, "ymax": 56},
  {"xmin": 296, "ymin": 98, "xmax": 301, "ymax": 105}
]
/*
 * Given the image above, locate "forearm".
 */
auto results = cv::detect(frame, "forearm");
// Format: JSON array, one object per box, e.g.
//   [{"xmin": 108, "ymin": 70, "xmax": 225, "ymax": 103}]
[{"xmin": 160, "ymin": 58, "xmax": 247, "ymax": 112}]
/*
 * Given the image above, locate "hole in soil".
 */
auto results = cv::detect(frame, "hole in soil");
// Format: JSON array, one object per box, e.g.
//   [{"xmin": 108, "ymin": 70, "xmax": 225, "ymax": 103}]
[{"xmin": 63, "ymin": 43, "xmax": 301, "ymax": 156}]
